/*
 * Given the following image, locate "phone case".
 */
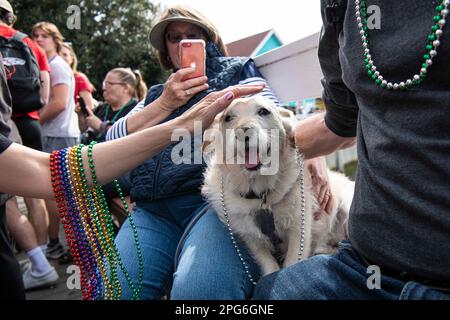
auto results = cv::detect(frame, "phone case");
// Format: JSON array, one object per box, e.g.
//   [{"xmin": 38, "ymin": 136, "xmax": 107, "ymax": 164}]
[
  {"xmin": 78, "ymin": 96, "xmax": 89, "ymax": 117},
  {"xmin": 180, "ymin": 39, "xmax": 206, "ymax": 81}
]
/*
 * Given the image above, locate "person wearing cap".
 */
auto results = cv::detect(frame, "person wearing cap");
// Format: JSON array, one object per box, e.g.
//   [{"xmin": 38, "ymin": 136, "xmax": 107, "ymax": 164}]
[{"xmin": 105, "ymin": 5, "xmax": 280, "ymax": 299}]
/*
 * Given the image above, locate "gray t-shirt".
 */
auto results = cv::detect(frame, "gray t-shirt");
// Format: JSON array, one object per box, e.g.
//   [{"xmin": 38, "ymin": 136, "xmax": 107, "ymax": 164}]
[
  {"xmin": 320, "ymin": 0, "xmax": 450, "ymax": 281},
  {"xmin": 41, "ymin": 55, "xmax": 79, "ymax": 138}
]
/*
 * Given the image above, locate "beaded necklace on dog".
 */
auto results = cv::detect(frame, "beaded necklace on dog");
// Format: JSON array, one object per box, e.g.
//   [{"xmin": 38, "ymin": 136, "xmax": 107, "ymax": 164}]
[
  {"xmin": 356, "ymin": 0, "xmax": 448, "ymax": 90},
  {"xmin": 220, "ymin": 151, "xmax": 306, "ymax": 285},
  {"xmin": 50, "ymin": 142, "xmax": 143, "ymax": 300}
]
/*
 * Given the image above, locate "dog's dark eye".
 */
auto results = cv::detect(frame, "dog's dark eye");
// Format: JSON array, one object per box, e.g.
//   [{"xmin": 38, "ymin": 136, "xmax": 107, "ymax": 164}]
[
  {"xmin": 224, "ymin": 115, "xmax": 234, "ymax": 122},
  {"xmin": 258, "ymin": 108, "xmax": 271, "ymax": 116}
]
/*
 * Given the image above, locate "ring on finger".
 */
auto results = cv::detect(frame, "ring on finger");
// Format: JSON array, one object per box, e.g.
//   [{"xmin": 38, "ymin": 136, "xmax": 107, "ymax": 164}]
[{"xmin": 185, "ymin": 89, "xmax": 191, "ymax": 96}]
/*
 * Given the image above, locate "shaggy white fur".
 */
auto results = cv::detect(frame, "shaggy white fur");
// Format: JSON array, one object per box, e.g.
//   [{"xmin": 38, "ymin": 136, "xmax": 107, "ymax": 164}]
[{"xmin": 202, "ymin": 96, "xmax": 354, "ymax": 276}]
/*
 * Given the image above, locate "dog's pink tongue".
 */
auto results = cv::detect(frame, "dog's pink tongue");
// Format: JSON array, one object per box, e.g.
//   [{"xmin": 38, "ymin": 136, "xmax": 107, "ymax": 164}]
[{"xmin": 244, "ymin": 152, "xmax": 260, "ymax": 169}]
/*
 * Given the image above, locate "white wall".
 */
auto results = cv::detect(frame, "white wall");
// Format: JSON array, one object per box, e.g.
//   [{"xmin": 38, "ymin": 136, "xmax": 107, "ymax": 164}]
[
  {"xmin": 254, "ymin": 32, "xmax": 323, "ymax": 104},
  {"xmin": 253, "ymin": 32, "xmax": 358, "ymax": 173}
]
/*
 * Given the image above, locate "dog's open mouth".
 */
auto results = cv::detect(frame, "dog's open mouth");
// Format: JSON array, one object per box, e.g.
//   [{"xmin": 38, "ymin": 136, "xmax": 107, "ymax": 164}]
[
  {"xmin": 243, "ymin": 146, "xmax": 270, "ymax": 171},
  {"xmin": 244, "ymin": 152, "xmax": 262, "ymax": 171}
]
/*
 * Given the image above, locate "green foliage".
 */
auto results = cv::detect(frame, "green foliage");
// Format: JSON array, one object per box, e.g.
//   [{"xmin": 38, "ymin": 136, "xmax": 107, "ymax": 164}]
[
  {"xmin": 344, "ymin": 160, "xmax": 358, "ymax": 181},
  {"xmin": 13, "ymin": 0, "xmax": 167, "ymax": 98}
]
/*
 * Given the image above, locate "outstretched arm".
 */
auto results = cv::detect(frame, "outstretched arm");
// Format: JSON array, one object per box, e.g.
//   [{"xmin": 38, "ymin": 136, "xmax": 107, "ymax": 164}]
[{"xmin": 0, "ymin": 85, "xmax": 264, "ymax": 199}]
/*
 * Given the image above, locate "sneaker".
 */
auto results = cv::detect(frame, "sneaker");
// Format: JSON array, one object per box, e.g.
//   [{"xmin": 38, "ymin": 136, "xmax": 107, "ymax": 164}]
[
  {"xmin": 19, "ymin": 260, "xmax": 32, "ymax": 274},
  {"xmin": 58, "ymin": 251, "xmax": 73, "ymax": 265},
  {"xmin": 46, "ymin": 242, "xmax": 65, "ymax": 260},
  {"xmin": 22, "ymin": 267, "xmax": 59, "ymax": 290}
]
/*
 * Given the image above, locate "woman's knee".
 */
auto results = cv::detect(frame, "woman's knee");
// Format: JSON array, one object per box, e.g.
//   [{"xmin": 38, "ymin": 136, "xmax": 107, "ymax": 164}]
[
  {"xmin": 253, "ymin": 254, "xmax": 335, "ymax": 300},
  {"xmin": 171, "ymin": 264, "xmax": 254, "ymax": 300},
  {"xmin": 115, "ymin": 207, "xmax": 183, "ymax": 299},
  {"xmin": 170, "ymin": 209, "xmax": 258, "ymax": 299}
]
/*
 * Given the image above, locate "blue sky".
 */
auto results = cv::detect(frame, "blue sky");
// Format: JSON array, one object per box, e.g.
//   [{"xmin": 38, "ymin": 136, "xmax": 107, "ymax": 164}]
[{"xmin": 158, "ymin": 1, "xmax": 323, "ymax": 44}]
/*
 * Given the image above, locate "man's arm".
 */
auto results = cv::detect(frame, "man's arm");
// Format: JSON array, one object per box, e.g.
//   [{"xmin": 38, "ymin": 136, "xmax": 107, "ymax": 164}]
[
  {"xmin": 39, "ymin": 70, "xmax": 50, "ymax": 105},
  {"xmin": 0, "ymin": 85, "xmax": 263, "ymax": 199},
  {"xmin": 295, "ymin": 112, "xmax": 356, "ymax": 159},
  {"xmin": 297, "ymin": 0, "xmax": 358, "ymax": 159},
  {"xmin": 39, "ymin": 84, "xmax": 68, "ymax": 124}
]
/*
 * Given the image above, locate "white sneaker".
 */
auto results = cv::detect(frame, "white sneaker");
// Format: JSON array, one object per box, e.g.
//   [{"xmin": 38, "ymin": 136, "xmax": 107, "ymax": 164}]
[
  {"xmin": 22, "ymin": 266, "xmax": 59, "ymax": 290},
  {"xmin": 19, "ymin": 260, "xmax": 32, "ymax": 274}
]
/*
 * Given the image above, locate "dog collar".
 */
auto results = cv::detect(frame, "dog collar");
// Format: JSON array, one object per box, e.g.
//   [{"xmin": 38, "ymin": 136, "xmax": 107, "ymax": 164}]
[
  {"xmin": 255, "ymin": 208, "xmax": 283, "ymax": 249},
  {"xmin": 241, "ymin": 190, "xmax": 269, "ymax": 200}
]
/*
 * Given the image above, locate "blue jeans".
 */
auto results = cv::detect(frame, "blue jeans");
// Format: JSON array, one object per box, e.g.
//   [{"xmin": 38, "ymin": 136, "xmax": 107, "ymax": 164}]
[
  {"xmin": 253, "ymin": 241, "xmax": 450, "ymax": 300},
  {"xmin": 115, "ymin": 192, "xmax": 260, "ymax": 300}
]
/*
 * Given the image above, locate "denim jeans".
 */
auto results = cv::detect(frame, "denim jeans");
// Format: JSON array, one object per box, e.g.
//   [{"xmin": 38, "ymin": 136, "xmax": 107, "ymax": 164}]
[
  {"xmin": 115, "ymin": 192, "xmax": 260, "ymax": 300},
  {"xmin": 253, "ymin": 241, "xmax": 450, "ymax": 300}
]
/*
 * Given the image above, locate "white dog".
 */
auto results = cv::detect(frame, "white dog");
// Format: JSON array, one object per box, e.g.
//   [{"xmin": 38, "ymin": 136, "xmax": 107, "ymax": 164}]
[{"xmin": 201, "ymin": 96, "xmax": 354, "ymax": 276}]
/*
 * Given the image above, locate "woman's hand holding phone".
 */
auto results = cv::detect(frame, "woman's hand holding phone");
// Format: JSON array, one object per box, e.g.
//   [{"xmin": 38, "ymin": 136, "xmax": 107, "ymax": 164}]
[
  {"xmin": 75, "ymin": 96, "xmax": 93, "ymax": 117},
  {"xmin": 158, "ymin": 66, "xmax": 209, "ymax": 112},
  {"xmin": 157, "ymin": 39, "xmax": 208, "ymax": 113}
]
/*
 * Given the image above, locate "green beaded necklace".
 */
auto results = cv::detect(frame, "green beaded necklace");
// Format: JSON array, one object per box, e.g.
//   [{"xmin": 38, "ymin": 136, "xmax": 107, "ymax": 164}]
[
  {"xmin": 356, "ymin": 0, "xmax": 448, "ymax": 90},
  {"xmin": 87, "ymin": 142, "xmax": 143, "ymax": 300}
]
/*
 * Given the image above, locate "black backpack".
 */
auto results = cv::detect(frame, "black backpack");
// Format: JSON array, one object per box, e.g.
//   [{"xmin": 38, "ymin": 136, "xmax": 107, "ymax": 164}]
[{"xmin": 0, "ymin": 31, "xmax": 43, "ymax": 113}]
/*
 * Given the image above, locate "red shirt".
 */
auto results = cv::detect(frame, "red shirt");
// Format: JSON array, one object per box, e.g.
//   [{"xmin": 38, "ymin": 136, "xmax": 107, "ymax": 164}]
[
  {"xmin": 0, "ymin": 25, "xmax": 51, "ymax": 120},
  {"xmin": 74, "ymin": 72, "xmax": 93, "ymax": 102}
]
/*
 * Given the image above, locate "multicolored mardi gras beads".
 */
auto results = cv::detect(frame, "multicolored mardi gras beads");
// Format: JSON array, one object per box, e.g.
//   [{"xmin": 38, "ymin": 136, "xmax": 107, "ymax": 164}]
[{"xmin": 50, "ymin": 142, "xmax": 142, "ymax": 300}]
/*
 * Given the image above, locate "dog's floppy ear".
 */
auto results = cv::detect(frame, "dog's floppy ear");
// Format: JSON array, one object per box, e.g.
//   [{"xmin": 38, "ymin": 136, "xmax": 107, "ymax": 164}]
[
  {"xmin": 278, "ymin": 108, "xmax": 297, "ymax": 147},
  {"xmin": 202, "ymin": 112, "xmax": 222, "ymax": 156}
]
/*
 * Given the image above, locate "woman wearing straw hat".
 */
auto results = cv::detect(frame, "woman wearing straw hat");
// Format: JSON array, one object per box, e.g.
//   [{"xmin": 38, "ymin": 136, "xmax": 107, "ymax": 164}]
[{"xmin": 106, "ymin": 6, "xmax": 280, "ymax": 299}]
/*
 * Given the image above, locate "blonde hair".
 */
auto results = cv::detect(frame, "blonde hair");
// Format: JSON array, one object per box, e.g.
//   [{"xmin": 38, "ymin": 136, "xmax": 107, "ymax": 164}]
[
  {"xmin": 109, "ymin": 68, "xmax": 148, "ymax": 101},
  {"xmin": 61, "ymin": 43, "xmax": 78, "ymax": 73},
  {"xmin": 61, "ymin": 43, "xmax": 95, "ymax": 92},
  {"xmin": 31, "ymin": 21, "xmax": 65, "ymax": 54},
  {"xmin": 155, "ymin": 5, "xmax": 228, "ymax": 69}
]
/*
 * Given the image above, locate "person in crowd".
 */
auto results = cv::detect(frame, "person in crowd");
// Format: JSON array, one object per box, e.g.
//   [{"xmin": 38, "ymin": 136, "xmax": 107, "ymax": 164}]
[
  {"xmin": 76, "ymin": 67, "xmax": 146, "ymax": 216},
  {"xmin": 32, "ymin": 22, "xmax": 79, "ymax": 261},
  {"xmin": 0, "ymin": 0, "xmax": 57, "ymax": 289},
  {"xmin": 5, "ymin": 197, "xmax": 58, "ymax": 290},
  {"xmin": 252, "ymin": 0, "xmax": 450, "ymax": 300},
  {"xmin": 60, "ymin": 42, "xmax": 95, "ymax": 114},
  {"xmin": 106, "ymin": 5, "xmax": 332, "ymax": 300},
  {"xmin": 77, "ymin": 67, "xmax": 145, "ymax": 144},
  {"xmin": 0, "ymin": 52, "xmax": 25, "ymax": 299}
]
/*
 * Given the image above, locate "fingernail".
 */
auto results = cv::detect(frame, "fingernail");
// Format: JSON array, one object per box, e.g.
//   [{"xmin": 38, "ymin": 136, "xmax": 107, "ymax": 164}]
[{"xmin": 225, "ymin": 92, "xmax": 234, "ymax": 101}]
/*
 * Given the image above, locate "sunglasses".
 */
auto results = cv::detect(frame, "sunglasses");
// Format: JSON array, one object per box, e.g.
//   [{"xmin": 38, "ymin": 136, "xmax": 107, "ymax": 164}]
[
  {"xmin": 166, "ymin": 31, "xmax": 204, "ymax": 44},
  {"xmin": 102, "ymin": 80, "xmax": 126, "ymax": 88}
]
